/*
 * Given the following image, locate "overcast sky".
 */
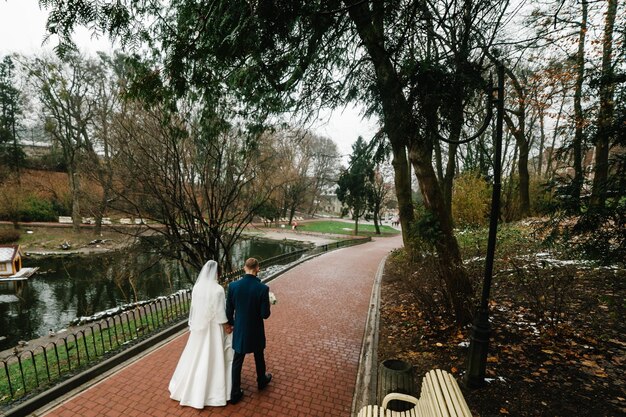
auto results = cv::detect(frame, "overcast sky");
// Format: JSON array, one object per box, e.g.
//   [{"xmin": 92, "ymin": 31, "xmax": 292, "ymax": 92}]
[{"xmin": 0, "ymin": 0, "xmax": 377, "ymax": 160}]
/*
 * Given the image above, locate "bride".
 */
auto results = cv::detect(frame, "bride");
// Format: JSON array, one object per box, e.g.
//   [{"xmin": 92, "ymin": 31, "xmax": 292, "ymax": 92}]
[{"xmin": 169, "ymin": 260, "xmax": 233, "ymax": 408}]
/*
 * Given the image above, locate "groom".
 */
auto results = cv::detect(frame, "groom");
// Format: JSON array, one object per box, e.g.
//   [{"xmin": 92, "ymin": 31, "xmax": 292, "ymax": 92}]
[{"xmin": 226, "ymin": 257, "xmax": 272, "ymax": 404}]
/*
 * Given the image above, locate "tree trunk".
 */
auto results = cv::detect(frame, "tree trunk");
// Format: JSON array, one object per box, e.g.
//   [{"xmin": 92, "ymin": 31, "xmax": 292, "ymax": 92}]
[
  {"xmin": 289, "ymin": 205, "xmax": 296, "ymax": 226},
  {"xmin": 504, "ymin": 111, "xmax": 530, "ymax": 218},
  {"xmin": 538, "ymin": 110, "xmax": 545, "ymax": 176},
  {"xmin": 434, "ymin": 139, "xmax": 444, "ymax": 183},
  {"xmin": 94, "ymin": 205, "xmax": 103, "ymax": 235},
  {"xmin": 518, "ymin": 138, "xmax": 531, "ymax": 216},
  {"xmin": 590, "ymin": 0, "xmax": 617, "ymax": 208},
  {"xmin": 373, "ymin": 201, "xmax": 381, "ymax": 235},
  {"xmin": 441, "ymin": 68, "xmax": 465, "ymax": 225},
  {"xmin": 408, "ymin": 143, "xmax": 472, "ymax": 322},
  {"xmin": 390, "ymin": 142, "xmax": 415, "ymax": 247},
  {"xmin": 94, "ymin": 180, "xmax": 111, "ymax": 236},
  {"xmin": 506, "ymin": 137, "xmax": 518, "ymax": 221},
  {"xmin": 572, "ymin": 0, "xmax": 588, "ymax": 209},
  {"xmin": 514, "ymin": 124, "xmax": 530, "ymax": 218},
  {"xmin": 93, "ymin": 108, "xmax": 114, "ymax": 236},
  {"xmin": 443, "ymin": 142, "xmax": 458, "ymax": 218},
  {"xmin": 69, "ymin": 168, "xmax": 81, "ymax": 233},
  {"xmin": 546, "ymin": 92, "xmax": 566, "ymax": 178},
  {"xmin": 347, "ymin": 1, "xmax": 472, "ymax": 322}
]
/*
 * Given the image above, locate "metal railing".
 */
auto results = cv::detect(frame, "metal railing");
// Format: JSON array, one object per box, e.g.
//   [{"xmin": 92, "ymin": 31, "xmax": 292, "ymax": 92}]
[
  {"xmin": 220, "ymin": 236, "xmax": 371, "ymax": 284},
  {"xmin": 0, "ymin": 235, "xmax": 371, "ymax": 406},
  {"xmin": 1, "ymin": 291, "xmax": 191, "ymax": 406}
]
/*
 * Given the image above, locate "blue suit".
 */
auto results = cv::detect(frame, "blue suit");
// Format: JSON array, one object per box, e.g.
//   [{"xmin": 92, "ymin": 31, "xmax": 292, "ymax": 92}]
[
  {"xmin": 226, "ymin": 274, "xmax": 271, "ymax": 353},
  {"xmin": 226, "ymin": 273, "xmax": 271, "ymax": 397}
]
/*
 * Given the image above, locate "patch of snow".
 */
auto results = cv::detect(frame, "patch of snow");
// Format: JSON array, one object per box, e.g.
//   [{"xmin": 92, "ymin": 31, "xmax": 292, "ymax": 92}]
[
  {"xmin": 463, "ymin": 256, "xmax": 484, "ymax": 264},
  {"xmin": 69, "ymin": 289, "xmax": 191, "ymax": 326},
  {"xmin": 485, "ymin": 376, "xmax": 507, "ymax": 383},
  {"xmin": 0, "ymin": 294, "xmax": 20, "ymax": 303}
]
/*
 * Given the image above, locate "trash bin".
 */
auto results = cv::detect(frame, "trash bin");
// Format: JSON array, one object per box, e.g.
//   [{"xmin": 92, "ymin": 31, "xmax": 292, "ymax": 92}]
[{"xmin": 377, "ymin": 359, "xmax": 417, "ymax": 411}]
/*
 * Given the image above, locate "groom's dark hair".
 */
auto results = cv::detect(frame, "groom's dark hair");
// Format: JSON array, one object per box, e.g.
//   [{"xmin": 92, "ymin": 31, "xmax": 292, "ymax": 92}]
[{"xmin": 245, "ymin": 258, "xmax": 259, "ymax": 270}]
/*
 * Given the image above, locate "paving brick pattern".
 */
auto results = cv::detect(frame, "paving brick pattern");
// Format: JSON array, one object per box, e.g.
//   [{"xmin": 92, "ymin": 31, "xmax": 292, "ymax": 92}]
[{"xmin": 43, "ymin": 236, "xmax": 401, "ymax": 417}]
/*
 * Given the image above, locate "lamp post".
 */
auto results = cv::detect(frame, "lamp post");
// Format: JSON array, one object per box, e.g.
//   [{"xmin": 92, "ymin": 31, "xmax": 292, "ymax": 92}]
[
  {"xmin": 464, "ymin": 63, "xmax": 505, "ymax": 388},
  {"xmin": 434, "ymin": 64, "xmax": 505, "ymax": 387}
]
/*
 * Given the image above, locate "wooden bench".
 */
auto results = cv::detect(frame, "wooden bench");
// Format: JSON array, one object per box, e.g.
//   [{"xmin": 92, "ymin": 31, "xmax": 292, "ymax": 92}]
[{"xmin": 358, "ymin": 369, "xmax": 472, "ymax": 417}]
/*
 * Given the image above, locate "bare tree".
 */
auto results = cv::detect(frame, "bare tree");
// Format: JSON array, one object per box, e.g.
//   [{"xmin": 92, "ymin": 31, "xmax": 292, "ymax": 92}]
[
  {"xmin": 369, "ymin": 162, "xmax": 394, "ymax": 235},
  {"xmin": 26, "ymin": 53, "xmax": 102, "ymax": 232},
  {"xmin": 110, "ymin": 101, "xmax": 279, "ymax": 273},
  {"xmin": 307, "ymin": 134, "xmax": 341, "ymax": 215},
  {"xmin": 82, "ymin": 52, "xmax": 123, "ymax": 235}
]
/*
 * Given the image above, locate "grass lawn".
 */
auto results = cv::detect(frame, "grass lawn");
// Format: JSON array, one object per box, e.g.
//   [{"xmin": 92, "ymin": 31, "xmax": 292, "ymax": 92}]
[{"xmin": 297, "ymin": 220, "xmax": 400, "ymax": 237}]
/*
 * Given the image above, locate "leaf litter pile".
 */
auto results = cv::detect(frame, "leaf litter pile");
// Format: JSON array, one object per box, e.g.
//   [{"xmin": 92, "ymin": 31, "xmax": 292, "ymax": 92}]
[{"xmin": 378, "ymin": 246, "xmax": 625, "ymax": 416}]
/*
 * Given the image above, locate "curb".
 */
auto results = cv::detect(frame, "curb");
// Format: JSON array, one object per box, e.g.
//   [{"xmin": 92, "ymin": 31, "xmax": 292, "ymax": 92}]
[{"xmin": 351, "ymin": 253, "xmax": 388, "ymax": 416}]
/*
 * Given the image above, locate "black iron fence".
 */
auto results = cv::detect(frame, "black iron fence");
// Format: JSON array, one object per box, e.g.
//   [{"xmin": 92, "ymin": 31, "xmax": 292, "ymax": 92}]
[
  {"xmin": 220, "ymin": 236, "xmax": 370, "ymax": 284},
  {"xmin": 1, "ymin": 291, "xmax": 191, "ymax": 406},
  {"xmin": 0, "ymin": 235, "xmax": 370, "ymax": 406}
]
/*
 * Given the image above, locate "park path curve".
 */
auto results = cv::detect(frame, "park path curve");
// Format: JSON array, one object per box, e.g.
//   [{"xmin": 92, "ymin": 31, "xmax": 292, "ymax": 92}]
[{"xmin": 42, "ymin": 235, "xmax": 402, "ymax": 417}]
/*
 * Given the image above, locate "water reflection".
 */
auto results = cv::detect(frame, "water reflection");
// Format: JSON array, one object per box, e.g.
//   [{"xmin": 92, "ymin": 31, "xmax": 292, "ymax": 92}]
[{"xmin": 0, "ymin": 238, "xmax": 301, "ymax": 351}]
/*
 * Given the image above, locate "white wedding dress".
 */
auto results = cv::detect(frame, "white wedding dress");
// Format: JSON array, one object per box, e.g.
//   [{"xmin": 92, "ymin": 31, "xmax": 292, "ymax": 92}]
[{"xmin": 169, "ymin": 261, "xmax": 233, "ymax": 408}]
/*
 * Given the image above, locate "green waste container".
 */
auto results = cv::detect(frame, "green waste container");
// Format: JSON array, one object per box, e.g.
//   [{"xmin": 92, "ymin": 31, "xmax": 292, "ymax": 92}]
[{"xmin": 377, "ymin": 359, "xmax": 417, "ymax": 411}]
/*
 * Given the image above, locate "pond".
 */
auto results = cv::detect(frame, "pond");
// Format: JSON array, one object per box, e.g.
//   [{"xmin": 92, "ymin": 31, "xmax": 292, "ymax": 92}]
[{"xmin": 0, "ymin": 237, "xmax": 303, "ymax": 351}]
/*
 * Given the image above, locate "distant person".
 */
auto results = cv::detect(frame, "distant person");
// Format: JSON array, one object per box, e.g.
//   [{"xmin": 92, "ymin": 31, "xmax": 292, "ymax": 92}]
[
  {"xmin": 169, "ymin": 260, "xmax": 234, "ymax": 408},
  {"xmin": 226, "ymin": 258, "xmax": 272, "ymax": 404},
  {"xmin": 292, "ymin": 220, "xmax": 298, "ymax": 231}
]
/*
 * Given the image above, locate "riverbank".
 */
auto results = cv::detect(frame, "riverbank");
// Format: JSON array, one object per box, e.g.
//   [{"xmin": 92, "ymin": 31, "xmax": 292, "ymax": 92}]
[
  {"xmin": 1, "ymin": 223, "xmax": 142, "ymax": 255},
  {"xmin": 0, "ymin": 222, "xmax": 346, "ymax": 256},
  {"xmin": 2, "ymin": 221, "xmax": 342, "ymax": 256}
]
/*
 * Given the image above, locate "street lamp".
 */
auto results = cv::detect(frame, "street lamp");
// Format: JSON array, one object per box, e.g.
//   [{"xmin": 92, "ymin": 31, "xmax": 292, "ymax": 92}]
[
  {"xmin": 435, "ymin": 64, "xmax": 505, "ymax": 388},
  {"xmin": 464, "ymin": 64, "xmax": 505, "ymax": 388}
]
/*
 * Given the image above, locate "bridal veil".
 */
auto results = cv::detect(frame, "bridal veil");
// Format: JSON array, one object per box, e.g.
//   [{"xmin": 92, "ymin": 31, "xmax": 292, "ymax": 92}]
[{"xmin": 169, "ymin": 260, "xmax": 233, "ymax": 408}]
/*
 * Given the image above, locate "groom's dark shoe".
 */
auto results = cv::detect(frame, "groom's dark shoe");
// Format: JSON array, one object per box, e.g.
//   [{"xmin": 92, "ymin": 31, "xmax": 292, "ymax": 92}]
[
  {"xmin": 229, "ymin": 389, "xmax": 244, "ymax": 405},
  {"xmin": 258, "ymin": 373, "xmax": 272, "ymax": 390}
]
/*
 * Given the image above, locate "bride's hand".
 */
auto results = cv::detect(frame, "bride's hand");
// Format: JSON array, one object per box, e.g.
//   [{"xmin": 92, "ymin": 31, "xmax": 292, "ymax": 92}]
[{"xmin": 223, "ymin": 324, "xmax": 233, "ymax": 334}]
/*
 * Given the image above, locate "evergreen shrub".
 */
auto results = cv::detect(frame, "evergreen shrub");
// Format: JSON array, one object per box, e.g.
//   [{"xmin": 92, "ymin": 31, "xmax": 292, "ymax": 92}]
[{"xmin": 19, "ymin": 196, "xmax": 58, "ymax": 222}]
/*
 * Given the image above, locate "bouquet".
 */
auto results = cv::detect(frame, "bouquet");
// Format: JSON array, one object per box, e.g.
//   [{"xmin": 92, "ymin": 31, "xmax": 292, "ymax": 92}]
[{"xmin": 269, "ymin": 291, "xmax": 277, "ymax": 305}]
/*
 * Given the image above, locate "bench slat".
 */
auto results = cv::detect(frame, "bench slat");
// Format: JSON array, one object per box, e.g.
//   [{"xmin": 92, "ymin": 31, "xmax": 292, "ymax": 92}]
[
  {"xmin": 433, "ymin": 369, "xmax": 459, "ymax": 417},
  {"xmin": 416, "ymin": 396, "xmax": 430, "ymax": 417},
  {"xmin": 441, "ymin": 371, "xmax": 472, "ymax": 417},
  {"xmin": 425, "ymin": 370, "xmax": 448, "ymax": 417}
]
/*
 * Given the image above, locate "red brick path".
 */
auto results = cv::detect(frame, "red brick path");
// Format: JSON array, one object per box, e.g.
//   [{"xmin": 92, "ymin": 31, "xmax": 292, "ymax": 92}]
[{"xmin": 43, "ymin": 236, "xmax": 401, "ymax": 417}]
